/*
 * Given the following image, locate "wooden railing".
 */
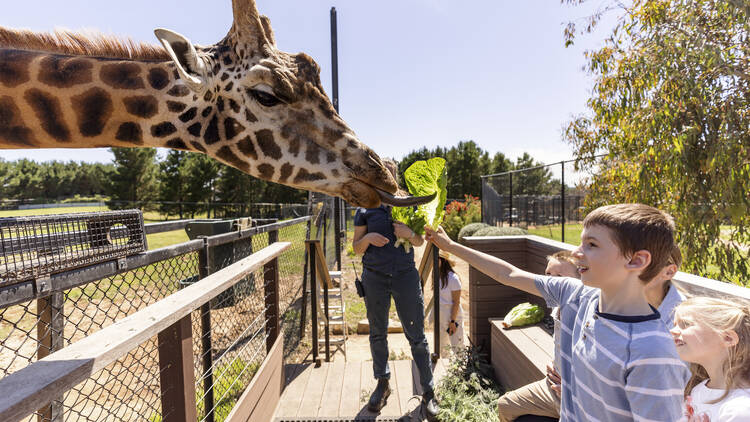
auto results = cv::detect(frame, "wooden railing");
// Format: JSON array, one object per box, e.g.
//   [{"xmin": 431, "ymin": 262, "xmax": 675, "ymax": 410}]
[{"xmin": 0, "ymin": 242, "xmax": 291, "ymax": 422}]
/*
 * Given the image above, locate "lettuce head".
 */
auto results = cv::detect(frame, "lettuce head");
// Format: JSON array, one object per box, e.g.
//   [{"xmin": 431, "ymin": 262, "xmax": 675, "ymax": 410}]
[
  {"xmin": 391, "ymin": 157, "xmax": 447, "ymax": 252},
  {"xmin": 502, "ymin": 302, "xmax": 544, "ymax": 328}
]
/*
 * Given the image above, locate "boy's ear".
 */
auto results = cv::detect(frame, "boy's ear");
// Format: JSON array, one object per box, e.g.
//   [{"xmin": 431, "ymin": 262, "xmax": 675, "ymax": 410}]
[
  {"xmin": 722, "ymin": 330, "xmax": 740, "ymax": 348},
  {"xmin": 663, "ymin": 263, "xmax": 678, "ymax": 280},
  {"xmin": 626, "ymin": 250, "xmax": 651, "ymax": 272}
]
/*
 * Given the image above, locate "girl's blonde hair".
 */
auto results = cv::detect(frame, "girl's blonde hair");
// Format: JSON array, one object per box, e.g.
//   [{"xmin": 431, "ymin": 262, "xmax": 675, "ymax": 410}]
[{"xmin": 673, "ymin": 296, "xmax": 750, "ymax": 402}]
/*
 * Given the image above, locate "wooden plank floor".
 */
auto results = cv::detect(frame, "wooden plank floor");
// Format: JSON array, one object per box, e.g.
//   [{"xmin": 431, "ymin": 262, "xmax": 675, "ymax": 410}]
[{"xmin": 273, "ymin": 359, "xmax": 448, "ymax": 421}]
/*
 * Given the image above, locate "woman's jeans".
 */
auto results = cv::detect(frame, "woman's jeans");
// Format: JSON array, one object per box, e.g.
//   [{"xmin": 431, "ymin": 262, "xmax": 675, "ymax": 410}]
[{"xmin": 362, "ymin": 266, "xmax": 434, "ymax": 394}]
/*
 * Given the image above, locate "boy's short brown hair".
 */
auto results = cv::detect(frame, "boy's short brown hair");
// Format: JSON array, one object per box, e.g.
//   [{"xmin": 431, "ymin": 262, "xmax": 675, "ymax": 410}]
[{"xmin": 583, "ymin": 204, "xmax": 676, "ymax": 282}]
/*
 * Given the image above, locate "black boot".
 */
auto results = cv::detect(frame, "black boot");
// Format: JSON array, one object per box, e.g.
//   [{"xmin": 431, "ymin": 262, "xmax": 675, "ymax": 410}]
[
  {"xmin": 367, "ymin": 378, "xmax": 391, "ymax": 412},
  {"xmin": 422, "ymin": 389, "xmax": 439, "ymax": 421}
]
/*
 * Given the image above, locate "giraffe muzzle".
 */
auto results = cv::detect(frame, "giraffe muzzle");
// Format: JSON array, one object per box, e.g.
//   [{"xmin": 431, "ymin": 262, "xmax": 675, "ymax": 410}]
[{"xmin": 375, "ymin": 189, "xmax": 436, "ymax": 207}]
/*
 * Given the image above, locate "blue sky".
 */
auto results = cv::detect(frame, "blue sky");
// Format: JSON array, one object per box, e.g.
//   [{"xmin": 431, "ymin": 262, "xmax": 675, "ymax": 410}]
[{"xmin": 0, "ymin": 0, "xmax": 614, "ymax": 167}]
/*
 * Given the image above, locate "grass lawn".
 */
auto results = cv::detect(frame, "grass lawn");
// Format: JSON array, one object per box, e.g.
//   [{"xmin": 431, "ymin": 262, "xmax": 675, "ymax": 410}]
[{"xmin": 526, "ymin": 223, "xmax": 583, "ymax": 246}]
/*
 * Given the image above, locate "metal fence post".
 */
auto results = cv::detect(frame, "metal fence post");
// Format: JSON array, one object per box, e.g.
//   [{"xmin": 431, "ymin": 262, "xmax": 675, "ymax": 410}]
[
  {"xmin": 264, "ymin": 230, "xmax": 280, "ymax": 353},
  {"xmin": 509, "ymin": 173, "xmax": 514, "ymax": 226},
  {"xmin": 158, "ymin": 315, "xmax": 197, "ymax": 422},
  {"xmin": 36, "ymin": 292, "xmax": 64, "ymax": 422},
  {"xmin": 308, "ymin": 241, "xmax": 320, "ymax": 366},
  {"xmin": 198, "ymin": 239, "xmax": 215, "ymax": 422},
  {"xmin": 561, "ymin": 161, "xmax": 566, "ymax": 243}
]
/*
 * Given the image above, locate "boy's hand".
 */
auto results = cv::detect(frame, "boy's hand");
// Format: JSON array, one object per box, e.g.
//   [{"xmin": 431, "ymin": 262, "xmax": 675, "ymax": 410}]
[
  {"xmin": 393, "ymin": 222, "xmax": 414, "ymax": 239},
  {"xmin": 424, "ymin": 225, "xmax": 453, "ymax": 250},
  {"xmin": 366, "ymin": 233, "xmax": 389, "ymax": 247},
  {"xmin": 546, "ymin": 364, "xmax": 561, "ymax": 397}
]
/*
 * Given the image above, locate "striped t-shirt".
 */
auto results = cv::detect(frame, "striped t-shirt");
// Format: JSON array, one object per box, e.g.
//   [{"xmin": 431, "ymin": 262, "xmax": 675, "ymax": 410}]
[{"xmin": 535, "ymin": 276, "xmax": 690, "ymax": 422}]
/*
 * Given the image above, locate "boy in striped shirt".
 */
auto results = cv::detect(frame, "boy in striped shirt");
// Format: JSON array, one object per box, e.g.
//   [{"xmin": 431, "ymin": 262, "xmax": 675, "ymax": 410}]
[{"xmin": 425, "ymin": 203, "xmax": 690, "ymax": 421}]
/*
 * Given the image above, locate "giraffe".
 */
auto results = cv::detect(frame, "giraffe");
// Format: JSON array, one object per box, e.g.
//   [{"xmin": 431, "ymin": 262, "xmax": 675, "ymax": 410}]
[{"xmin": 0, "ymin": 0, "xmax": 431, "ymax": 208}]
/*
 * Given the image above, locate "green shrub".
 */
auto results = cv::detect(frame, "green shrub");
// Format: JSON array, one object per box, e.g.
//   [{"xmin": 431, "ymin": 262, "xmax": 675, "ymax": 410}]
[
  {"xmin": 442, "ymin": 195, "xmax": 481, "ymax": 240},
  {"xmin": 472, "ymin": 226, "xmax": 527, "ymax": 237},
  {"xmin": 437, "ymin": 346, "xmax": 501, "ymax": 421},
  {"xmin": 457, "ymin": 222, "xmax": 489, "ymax": 241}
]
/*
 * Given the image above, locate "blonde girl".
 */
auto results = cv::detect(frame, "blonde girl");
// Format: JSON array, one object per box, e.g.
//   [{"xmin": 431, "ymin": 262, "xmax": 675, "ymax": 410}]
[{"xmin": 670, "ymin": 297, "xmax": 750, "ymax": 421}]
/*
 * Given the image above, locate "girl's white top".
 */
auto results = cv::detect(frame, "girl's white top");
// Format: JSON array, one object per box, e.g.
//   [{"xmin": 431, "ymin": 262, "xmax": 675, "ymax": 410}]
[
  {"xmin": 438, "ymin": 271, "xmax": 462, "ymax": 306},
  {"xmin": 679, "ymin": 380, "xmax": 750, "ymax": 422}
]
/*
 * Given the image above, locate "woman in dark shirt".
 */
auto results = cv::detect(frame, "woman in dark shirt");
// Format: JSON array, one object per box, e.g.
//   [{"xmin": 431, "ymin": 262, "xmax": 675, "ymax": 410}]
[{"xmin": 351, "ymin": 161, "xmax": 438, "ymax": 419}]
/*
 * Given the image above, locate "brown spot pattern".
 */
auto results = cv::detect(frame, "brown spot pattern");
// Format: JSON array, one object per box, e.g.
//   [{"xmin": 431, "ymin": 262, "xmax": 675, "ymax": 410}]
[
  {"xmin": 187, "ymin": 122, "xmax": 202, "ymax": 137},
  {"xmin": 257, "ymin": 163, "xmax": 274, "ymax": 179},
  {"xmin": 201, "ymin": 107, "xmax": 213, "ymax": 118},
  {"xmin": 166, "ymin": 138, "xmax": 189, "ymax": 150},
  {"xmin": 167, "ymin": 85, "xmax": 190, "ymax": 97},
  {"xmin": 148, "ymin": 68, "xmax": 170, "ymax": 90},
  {"xmin": 0, "ymin": 96, "xmax": 36, "ymax": 146},
  {"xmin": 294, "ymin": 168, "xmax": 325, "ymax": 184},
  {"xmin": 151, "ymin": 122, "xmax": 177, "ymax": 138},
  {"xmin": 229, "ymin": 99, "xmax": 240, "ymax": 113},
  {"xmin": 100, "ymin": 63, "xmax": 144, "ymax": 89},
  {"xmin": 115, "ymin": 122, "xmax": 142, "ymax": 144},
  {"xmin": 0, "ymin": 50, "xmax": 34, "ymax": 88},
  {"xmin": 167, "ymin": 101, "xmax": 187, "ymax": 113},
  {"xmin": 179, "ymin": 107, "xmax": 197, "ymax": 123},
  {"xmin": 71, "ymin": 87, "xmax": 112, "ymax": 137},
  {"xmin": 217, "ymin": 146, "xmax": 249, "ymax": 172},
  {"xmin": 38, "ymin": 56, "xmax": 92, "ymax": 88},
  {"xmin": 191, "ymin": 142, "xmax": 207, "ymax": 153},
  {"xmin": 24, "ymin": 88, "xmax": 70, "ymax": 142},
  {"xmin": 279, "ymin": 163, "xmax": 294, "ymax": 183},
  {"xmin": 123, "ymin": 95, "xmax": 158, "ymax": 118},
  {"xmin": 204, "ymin": 115, "xmax": 220, "ymax": 144},
  {"xmin": 237, "ymin": 136, "xmax": 258, "ymax": 160},
  {"xmin": 245, "ymin": 109, "xmax": 258, "ymax": 123},
  {"xmin": 305, "ymin": 141, "xmax": 321, "ymax": 165},
  {"xmin": 256, "ymin": 129, "xmax": 281, "ymax": 160},
  {"xmin": 224, "ymin": 117, "xmax": 244, "ymax": 140}
]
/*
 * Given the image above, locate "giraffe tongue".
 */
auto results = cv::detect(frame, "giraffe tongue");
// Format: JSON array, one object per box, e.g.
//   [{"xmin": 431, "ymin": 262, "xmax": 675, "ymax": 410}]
[{"xmin": 375, "ymin": 189, "xmax": 436, "ymax": 207}]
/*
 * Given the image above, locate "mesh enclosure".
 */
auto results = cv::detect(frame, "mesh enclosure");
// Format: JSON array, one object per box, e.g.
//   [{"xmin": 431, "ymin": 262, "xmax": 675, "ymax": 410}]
[
  {"xmin": 0, "ymin": 216, "xmax": 311, "ymax": 422},
  {"xmin": 0, "ymin": 210, "xmax": 146, "ymax": 287},
  {"xmin": 481, "ymin": 159, "xmax": 590, "ymax": 242}
]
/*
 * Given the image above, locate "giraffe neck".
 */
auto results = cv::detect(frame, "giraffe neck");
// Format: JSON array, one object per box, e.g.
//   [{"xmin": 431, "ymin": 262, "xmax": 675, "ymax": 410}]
[{"xmin": 0, "ymin": 49, "xmax": 211, "ymax": 153}]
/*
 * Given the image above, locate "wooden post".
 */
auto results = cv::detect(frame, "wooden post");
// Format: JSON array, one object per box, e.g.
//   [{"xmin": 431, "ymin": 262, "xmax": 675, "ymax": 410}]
[
  {"xmin": 265, "ymin": 230, "xmax": 280, "ymax": 353},
  {"xmin": 158, "ymin": 315, "xmax": 196, "ymax": 422},
  {"xmin": 432, "ymin": 245, "xmax": 440, "ymax": 362},
  {"xmin": 198, "ymin": 240, "xmax": 215, "ymax": 422},
  {"xmin": 37, "ymin": 292, "xmax": 64, "ymax": 422}
]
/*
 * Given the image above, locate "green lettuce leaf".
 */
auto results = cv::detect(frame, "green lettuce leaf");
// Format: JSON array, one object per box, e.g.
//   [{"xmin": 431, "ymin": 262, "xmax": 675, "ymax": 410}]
[{"xmin": 390, "ymin": 157, "xmax": 447, "ymax": 252}]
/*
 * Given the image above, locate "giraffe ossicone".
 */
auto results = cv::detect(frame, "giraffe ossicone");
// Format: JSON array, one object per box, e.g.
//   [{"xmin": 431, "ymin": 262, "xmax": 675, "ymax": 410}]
[{"xmin": 0, "ymin": 0, "xmax": 431, "ymax": 208}]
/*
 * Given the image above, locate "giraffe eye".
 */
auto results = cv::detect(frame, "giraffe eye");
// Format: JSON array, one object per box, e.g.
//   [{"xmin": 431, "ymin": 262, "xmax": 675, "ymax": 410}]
[{"xmin": 250, "ymin": 89, "xmax": 281, "ymax": 107}]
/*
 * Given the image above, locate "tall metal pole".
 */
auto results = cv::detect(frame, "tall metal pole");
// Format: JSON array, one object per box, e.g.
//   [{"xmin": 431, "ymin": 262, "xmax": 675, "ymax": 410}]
[
  {"xmin": 561, "ymin": 161, "xmax": 565, "ymax": 243},
  {"xmin": 331, "ymin": 7, "xmax": 343, "ymax": 271},
  {"xmin": 508, "ymin": 173, "xmax": 513, "ymax": 226}
]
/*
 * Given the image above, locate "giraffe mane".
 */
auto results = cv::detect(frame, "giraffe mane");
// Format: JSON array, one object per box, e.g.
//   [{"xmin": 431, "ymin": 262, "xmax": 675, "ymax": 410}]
[{"xmin": 0, "ymin": 27, "xmax": 170, "ymax": 61}]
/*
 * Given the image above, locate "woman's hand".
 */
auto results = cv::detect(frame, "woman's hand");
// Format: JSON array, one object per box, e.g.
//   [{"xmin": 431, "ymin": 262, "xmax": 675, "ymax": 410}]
[
  {"xmin": 393, "ymin": 222, "xmax": 414, "ymax": 240},
  {"xmin": 366, "ymin": 232, "xmax": 389, "ymax": 247},
  {"xmin": 424, "ymin": 225, "xmax": 454, "ymax": 250},
  {"xmin": 546, "ymin": 364, "xmax": 561, "ymax": 397},
  {"xmin": 448, "ymin": 321, "xmax": 457, "ymax": 336}
]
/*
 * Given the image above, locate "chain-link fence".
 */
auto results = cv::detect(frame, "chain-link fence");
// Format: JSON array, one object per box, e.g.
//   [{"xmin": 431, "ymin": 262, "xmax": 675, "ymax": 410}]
[
  {"xmin": 0, "ymin": 214, "xmax": 311, "ymax": 422},
  {"xmin": 481, "ymin": 158, "xmax": 594, "ymax": 243}
]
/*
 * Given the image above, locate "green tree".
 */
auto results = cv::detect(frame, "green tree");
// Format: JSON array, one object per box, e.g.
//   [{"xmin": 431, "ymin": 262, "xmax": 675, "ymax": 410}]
[
  {"xmin": 107, "ymin": 148, "xmax": 159, "ymax": 209},
  {"xmin": 563, "ymin": 0, "xmax": 749, "ymax": 282},
  {"xmin": 183, "ymin": 153, "xmax": 220, "ymax": 218},
  {"xmin": 444, "ymin": 141, "xmax": 493, "ymax": 199},
  {"xmin": 512, "ymin": 153, "xmax": 556, "ymax": 195},
  {"xmin": 4, "ymin": 159, "xmax": 43, "ymax": 199},
  {"xmin": 158, "ymin": 151, "xmax": 190, "ymax": 218}
]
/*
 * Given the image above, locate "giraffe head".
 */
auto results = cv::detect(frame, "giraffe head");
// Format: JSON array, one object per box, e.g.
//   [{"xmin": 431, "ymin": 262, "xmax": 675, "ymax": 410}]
[{"xmin": 152, "ymin": 0, "xmax": 416, "ymax": 208}]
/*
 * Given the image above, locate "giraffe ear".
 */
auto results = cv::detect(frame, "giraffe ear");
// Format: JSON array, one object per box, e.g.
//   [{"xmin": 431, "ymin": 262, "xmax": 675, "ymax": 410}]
[{"xmin": 154, "ymin": 28, "xmax": 207, "ymax": 93}]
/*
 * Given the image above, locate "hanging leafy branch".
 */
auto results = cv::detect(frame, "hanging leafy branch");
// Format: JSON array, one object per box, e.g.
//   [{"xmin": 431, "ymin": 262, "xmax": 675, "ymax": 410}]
[{"xmin": 563, "ymin": 0, "xmax": 749, "ymax": 283}]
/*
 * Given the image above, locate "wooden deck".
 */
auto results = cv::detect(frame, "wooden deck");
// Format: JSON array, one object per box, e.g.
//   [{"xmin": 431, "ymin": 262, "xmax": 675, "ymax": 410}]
[{"xmin": 273, "ymin": 359, "xmax": 448, "ymax": 421}]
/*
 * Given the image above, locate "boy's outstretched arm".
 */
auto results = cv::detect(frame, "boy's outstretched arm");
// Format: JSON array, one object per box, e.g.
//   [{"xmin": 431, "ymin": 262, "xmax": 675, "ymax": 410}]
[{"xmin": 424, "ymin": 226, "xmax": 541, "ymax": 297}]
